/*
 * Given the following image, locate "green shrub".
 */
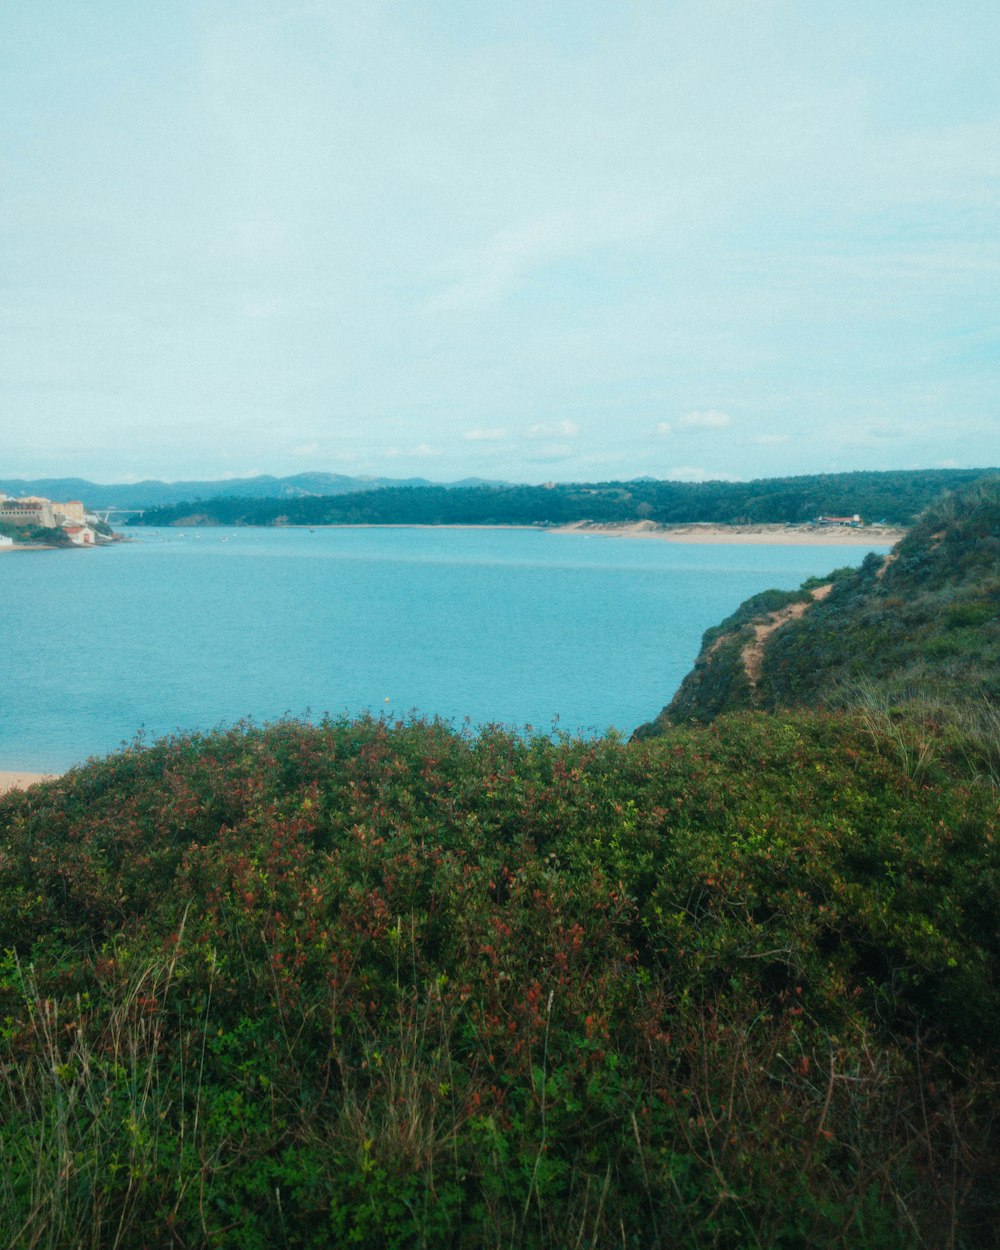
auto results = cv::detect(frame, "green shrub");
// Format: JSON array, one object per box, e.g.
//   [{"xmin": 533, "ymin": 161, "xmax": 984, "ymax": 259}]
[{"xmin": 1, "ymin": 713, "xmax": 997, "ymax": 1247}]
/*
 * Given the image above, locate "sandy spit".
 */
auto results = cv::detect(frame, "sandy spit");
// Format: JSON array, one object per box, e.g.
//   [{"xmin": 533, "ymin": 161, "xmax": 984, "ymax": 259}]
[
  {"xmin": 550, "ymin": 521, "xmax": 906, "ymax": 546},
  {"xmin": 0, "ymin": 771, "xmax": 59, "ymax": 794}
]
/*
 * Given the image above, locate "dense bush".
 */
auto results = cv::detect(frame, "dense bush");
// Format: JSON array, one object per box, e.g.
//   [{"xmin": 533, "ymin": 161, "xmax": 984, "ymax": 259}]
[{"xmin": 2, "ymin": 714, "xmax": 997, "ymax": 1248}]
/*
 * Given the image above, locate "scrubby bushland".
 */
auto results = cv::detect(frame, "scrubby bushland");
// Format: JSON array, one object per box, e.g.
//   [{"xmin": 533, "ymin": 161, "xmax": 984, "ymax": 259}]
[
  {"xmin": 639, "ymin": 479, "xmax": 1000, "ymax": 736},
  {"xmin": 1, "ymin": 714, "xmax": 997, "ymax": 1248}
]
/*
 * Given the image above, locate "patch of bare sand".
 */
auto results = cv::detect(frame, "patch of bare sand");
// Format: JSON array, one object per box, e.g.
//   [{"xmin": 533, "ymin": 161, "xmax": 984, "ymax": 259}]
[
  {"xmin": 0, "ymin": 771, "xmax": 58, "ymax": 794},
  {"xmin": 552, "ymin": 522, "xmax": 905, "ymax": 546}
]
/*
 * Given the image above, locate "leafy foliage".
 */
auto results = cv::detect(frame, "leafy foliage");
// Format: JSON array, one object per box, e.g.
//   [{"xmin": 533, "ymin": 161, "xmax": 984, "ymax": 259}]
[
  {"xmin": 1, "ymin": 713, "xmax": 997, "ymax": 1247},
  {"xmin": 642, "ymin": 479, "xmax": 1000, "ymax": 734}
]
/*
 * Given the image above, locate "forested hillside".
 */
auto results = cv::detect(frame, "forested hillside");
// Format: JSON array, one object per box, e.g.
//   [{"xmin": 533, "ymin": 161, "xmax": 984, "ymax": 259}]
[
  {"xmin": 129, "ymin": 468, "xmax": 996, "ymax": 529},
  {"xmin": 0, "ymin": 472, "xmax": 496, "ymax": 510},
  {"xmin": 637, "ymin": 478, "xmax": 1000, "ymax": 736}
]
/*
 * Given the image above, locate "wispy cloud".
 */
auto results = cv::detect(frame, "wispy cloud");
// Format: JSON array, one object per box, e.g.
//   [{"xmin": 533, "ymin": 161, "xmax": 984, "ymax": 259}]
[
  {"xmin": 528, "ymin": 420, "xmax": 579, "ymax": 439},
  {"xmin": 464, "ymin": 427, "xmax": 507, "ymax": 442},
  {"xmin": 677, "ymin": 410, "xmax": 732, "ymax": 431},
  {"xmin": 5, "ymin": 3, "xmax": 997, "ymax": 481},
  {"xmin": 385, "ymin": 443, "xmax": 442, "ymax": 459},
  {"xmin": 242, "ymin": 297, "xmax": 287, "ymax": 321},
  {"xmin": 527, "ymin": 444, "xmax": 575, "ymax": 463},
  {"xmin": 425, "ymin": 200, "xmax": 657, "ymax": 313}
]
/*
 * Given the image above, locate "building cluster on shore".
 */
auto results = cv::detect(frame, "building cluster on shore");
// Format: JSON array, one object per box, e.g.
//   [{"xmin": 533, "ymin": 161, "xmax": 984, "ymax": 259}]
[
  {"xmin": 0, "ymin": 492, "xmax": 111, "ymax": 547},
  {"xmin": 814, "ymin": 513, "xmax": 863, "ymax": 527}
]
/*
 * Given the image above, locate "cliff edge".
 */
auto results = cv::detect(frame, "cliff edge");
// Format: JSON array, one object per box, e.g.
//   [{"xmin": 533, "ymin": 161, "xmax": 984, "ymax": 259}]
[{"xmin": 635, "ymin": 478, "xmax": 1000, "ymax": 736}]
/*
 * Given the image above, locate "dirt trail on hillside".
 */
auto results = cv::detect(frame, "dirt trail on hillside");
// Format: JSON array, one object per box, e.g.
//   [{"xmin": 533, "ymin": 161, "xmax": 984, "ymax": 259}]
[{"xmin": 741, "ymin": 584, "xmax": 832, "ymax": 685}]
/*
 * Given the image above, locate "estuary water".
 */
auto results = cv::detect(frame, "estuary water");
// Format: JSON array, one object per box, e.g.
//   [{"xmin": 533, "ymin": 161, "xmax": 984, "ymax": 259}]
[{"xmin": 1, "ymin": 526, "xmax": 890, "ymax": 772}]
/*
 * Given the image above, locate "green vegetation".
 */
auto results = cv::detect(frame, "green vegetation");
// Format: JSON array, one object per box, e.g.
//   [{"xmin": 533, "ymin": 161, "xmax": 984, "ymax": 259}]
[
  {"xmin": 5, "ymin": 476, "xmax": 999, "ymax": 1245},
  {"xmin": 639, "ymin": 479, "xmax": 1000, "ymax": 738},
  {"xmin": 129, "ymin": 467, "xmax": 997, "ymax": 530},
  {"xmin": 2, "ymin": 713, "xmax": 998, "ymax": 1248},
  {"xmin": 0, "ymin": 520, "xmax": 72, "ymax": 547}
]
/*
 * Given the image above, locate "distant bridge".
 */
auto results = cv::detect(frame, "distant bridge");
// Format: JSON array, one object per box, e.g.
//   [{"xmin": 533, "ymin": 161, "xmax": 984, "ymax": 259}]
[{"xmin": 93, "ymin": 508, "xmax": 145, "ymax": 524}]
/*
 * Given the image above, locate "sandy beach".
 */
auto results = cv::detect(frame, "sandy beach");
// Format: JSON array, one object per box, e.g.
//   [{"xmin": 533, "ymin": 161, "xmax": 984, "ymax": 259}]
[
  {"xmin": 272, "ymin": 521, "xmax": 907, "ymax": 545},
  {"xmin": 0, "ymin": 771, "xmax": 58, "ymax": 794},
  {"xmin": 552, "ymin": 521, "xmax": 906, "ymax": 545}
]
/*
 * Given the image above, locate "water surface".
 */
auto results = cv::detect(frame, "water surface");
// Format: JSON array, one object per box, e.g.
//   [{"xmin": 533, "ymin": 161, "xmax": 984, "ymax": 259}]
[{"xmin": 1, "ymin": 527, "xmax": 888, "ymax": 770}]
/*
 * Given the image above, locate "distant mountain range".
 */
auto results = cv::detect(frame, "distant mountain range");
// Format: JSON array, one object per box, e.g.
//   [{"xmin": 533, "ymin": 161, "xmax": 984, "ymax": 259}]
[{"xmin": 0, "ymin": 473, "xmax": 506, "ymax": 510}]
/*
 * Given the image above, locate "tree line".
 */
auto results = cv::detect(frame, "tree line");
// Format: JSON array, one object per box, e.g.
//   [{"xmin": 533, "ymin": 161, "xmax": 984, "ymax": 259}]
[{"xmin": 130, "ymin": 467, "xmax": 997, "ymax": 529}]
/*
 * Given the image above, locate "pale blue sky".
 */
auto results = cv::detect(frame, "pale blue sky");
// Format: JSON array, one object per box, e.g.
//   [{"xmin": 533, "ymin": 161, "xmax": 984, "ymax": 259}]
[{"xmin": 2, "ymin": 1, "xmax": 998, "ymax": 483}]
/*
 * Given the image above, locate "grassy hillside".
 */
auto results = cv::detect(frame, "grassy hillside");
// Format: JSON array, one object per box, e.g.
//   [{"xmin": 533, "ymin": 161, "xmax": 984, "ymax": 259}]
[
  {"xmin": 637, "ymin": 479, "xmax": 1000, "ymax": 738},
  {"xmin": 2, "ymin": 714, "xmax": 998, "ymax": 1248}
]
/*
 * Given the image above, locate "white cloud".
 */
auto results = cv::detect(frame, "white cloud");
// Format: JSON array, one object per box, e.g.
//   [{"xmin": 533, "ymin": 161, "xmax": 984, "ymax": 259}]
[
  {"xmin": 656, "ymin": 422, "xmax": 672, "ymax": 436},
  {"xmin": 677, "ymin": 410, "xmax": 732, "ymax": 430},
  {"xmin": 384, "ymin": 443, "xmax": 441, "ymax": 459},
  {"xmin": 426, "ymin": 202, "xmax": 658, "ymax": 314},
  {"xmin": 528, "ymin": 420, "xmax": 579, "ymax": 439},
  {"xmin": 290, "ymin": 442, "xmax": 320, "ymax": 456},
  {"xmin": 464, "ymin": 427, "xmax": 507, "ymax": 442},
  {"xmin": 427, "ymin": 218, "xmax": 564, "ymax": 313},
  {"xmin": 752, "ymin": 434, "xmax": 788, "ymax": 445}
]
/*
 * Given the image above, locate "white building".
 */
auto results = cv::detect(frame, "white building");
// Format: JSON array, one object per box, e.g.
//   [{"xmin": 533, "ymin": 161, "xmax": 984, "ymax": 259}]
[{"xmin": 62, "ymin": 524, "xmax": 97, "ymax": 546}]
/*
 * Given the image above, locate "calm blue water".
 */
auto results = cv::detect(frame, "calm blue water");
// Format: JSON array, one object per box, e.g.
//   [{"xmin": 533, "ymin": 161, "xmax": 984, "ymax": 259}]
[{"xmin": 1, "ymin": 527, "xmax": 889, "ymax": 771}]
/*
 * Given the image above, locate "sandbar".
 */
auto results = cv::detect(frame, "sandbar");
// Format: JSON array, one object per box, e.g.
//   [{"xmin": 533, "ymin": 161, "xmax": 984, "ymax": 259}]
[
  {"xmin": 0, "ymin": 771, "xmax": 58, "ymax": 794},
  {"xmin": 551, "ymin": 521, "xmax": 906, "ymax": 545},
  {"xmin": 152, "ymin": 521, "xmax": 907, "ymax": 544}
]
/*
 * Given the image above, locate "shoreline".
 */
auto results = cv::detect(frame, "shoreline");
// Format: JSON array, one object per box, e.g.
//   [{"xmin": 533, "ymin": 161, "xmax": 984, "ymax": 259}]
[
  {"xmin": 154, "ymin": 521, "xmax": 907, "ymax": 546},
  {"xmin": 0, "ymin": 770, "xmax": 59, "ymax": 795},
  {"xmin": 550, "ymin": 521, "xmax": 906, "ymax": 545}
]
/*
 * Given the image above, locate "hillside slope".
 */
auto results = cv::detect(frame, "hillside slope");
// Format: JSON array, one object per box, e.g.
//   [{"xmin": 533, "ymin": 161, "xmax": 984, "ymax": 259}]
[
  {"xmin": 636, "ymin": 479, "xmax": 1000, "ymax": 735},
  {"xmin": 0, "ymin": 473, "xmax": 501, "ymax": 509}
]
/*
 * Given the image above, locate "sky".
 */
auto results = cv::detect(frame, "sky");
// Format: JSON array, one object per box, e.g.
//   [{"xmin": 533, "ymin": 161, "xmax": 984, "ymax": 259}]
[{"xmin": 2, "ymin": 0, "xmax": 998, "ymax": 485}]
